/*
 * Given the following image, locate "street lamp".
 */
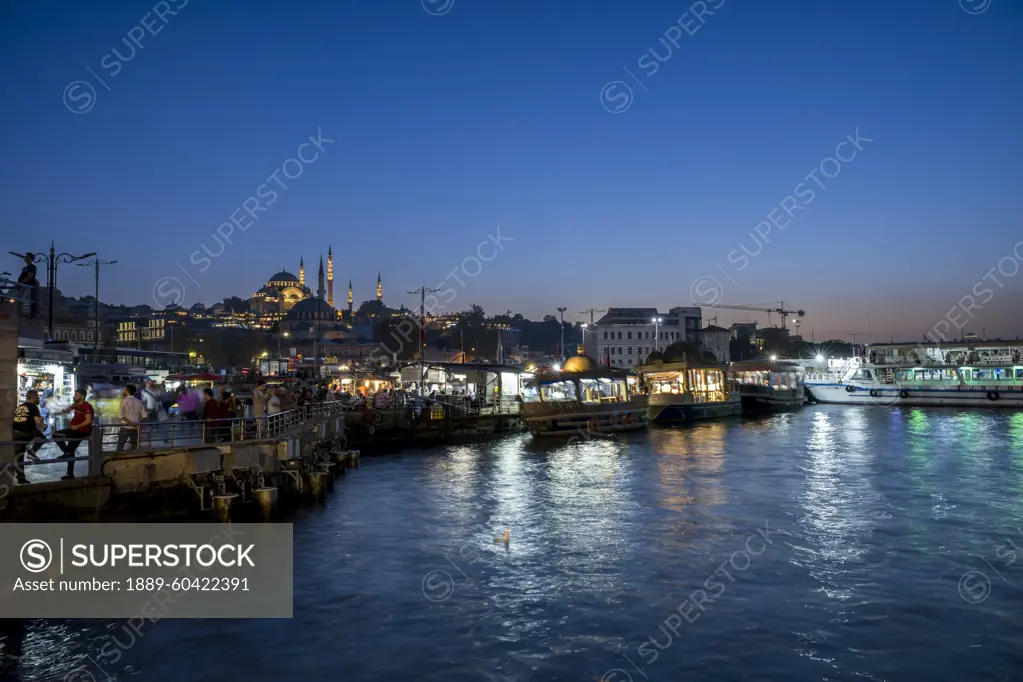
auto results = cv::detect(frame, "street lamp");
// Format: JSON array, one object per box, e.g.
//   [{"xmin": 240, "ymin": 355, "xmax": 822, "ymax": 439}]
[
  {"xmin": 10, "ymin": 243, "xmax": 97, "ymax": 341},
  {"xmin": 557, "ymin": 307, "xmax": 567, "ymax": 362},
  {"xmin": 652, "ymin": 316, "xmax": 663, "ymax": 352},
  {"xmin": 409, "ymin": 287, "xmax": 438, "ymax": 391},
  {"xmin": 76, "ymin": 258, "xmax": 117, "ymax": 351}
]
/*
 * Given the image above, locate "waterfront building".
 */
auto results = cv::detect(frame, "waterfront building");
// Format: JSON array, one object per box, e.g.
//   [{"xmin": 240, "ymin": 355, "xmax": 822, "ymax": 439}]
[
  {"xmin": 117, "ymin": 304, "xmax": 189, "ymax": 346},
  {"xmin": 702, "ymin": 324, "xmax": 730, "ymax": 363},
  {"xmin": 585, "ymin": 307, "xmax": 703, "ymax": 368}
]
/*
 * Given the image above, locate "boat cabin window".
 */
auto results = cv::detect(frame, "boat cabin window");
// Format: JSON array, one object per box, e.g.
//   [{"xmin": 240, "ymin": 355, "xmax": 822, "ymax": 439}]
[
  {"xmin": 733, "ymin": 371, "xmax": 767, "ymax": 386},
  {"xmin": 580, "ymin": 378, "xmax": 624, "ymax": 403},
  {"xmin": 540, "ymin": 380, "xmax": 576, "ymax": 402},
  {"xmin": 521, "ymin": 385, "xmax": 540, "ymax": 403},
  {"xmin": 851, "ymin": 369, "xmax": 872, "ymax": 380},
  {"xmin": 648, "ymin": 374, "xmax": 684, "ymax": 394}
]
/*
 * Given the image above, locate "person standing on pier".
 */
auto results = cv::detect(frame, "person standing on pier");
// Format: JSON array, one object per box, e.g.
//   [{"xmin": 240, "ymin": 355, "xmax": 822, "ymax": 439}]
[
  {"xmin": 11, "ymin": 390, "xmax": 46, "ymax": 484},
  {"xmin": 175, "ymin": 385, "xmax": 198, "ymax": 421},
  {"xmin": 16, "ymin": 252, "xmax": 38, "ymax": 318},
  {"xmin": 252, "ymin": 380, "xmax": 269, "ymax": 437},
  {"xmin": 53, "ymin": 389, "xmax": 94, "ymax": 480},
  {"xmin": 201, "ymin": 388, "xmax": 227, "ymax": 442},
  {"xmin": 140, "ymin": 381, "xmax": 160, "ymax": 421},
  {"xmin": 116, "ymin": 385, "xmax": 148, "ymax": 451}
]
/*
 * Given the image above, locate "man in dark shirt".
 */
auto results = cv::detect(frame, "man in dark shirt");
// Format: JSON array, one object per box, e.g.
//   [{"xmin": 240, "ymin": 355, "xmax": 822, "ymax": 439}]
[
  {"xmin": 53, "ymin": 389, "xmax": 94, "ymax": 480},
  {"xmin": 17, "ymin": 253, "xmax": 39, "ymax": 318},
  {"xmin": 12, "ymin": 390, "xmax": 46, "ymax": 484},
  {"xmin": 202, "ymin": 388, "xmax": 227, "ymax": 442}
]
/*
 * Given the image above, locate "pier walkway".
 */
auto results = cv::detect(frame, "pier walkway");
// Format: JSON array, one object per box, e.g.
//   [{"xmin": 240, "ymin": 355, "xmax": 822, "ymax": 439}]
[{"xmin": 1, "ymin": 402, "xmax": 346, "ymax": 495}]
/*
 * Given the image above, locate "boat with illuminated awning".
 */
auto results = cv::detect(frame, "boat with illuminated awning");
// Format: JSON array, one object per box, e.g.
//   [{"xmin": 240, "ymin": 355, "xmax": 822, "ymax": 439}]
[
  {"xmin": 520, "ymin": 355, "xmax": 648, "ymax": 437},
  {"xmin": 636, "ymin": 359, "xmax": 741, "ymax": 423}
]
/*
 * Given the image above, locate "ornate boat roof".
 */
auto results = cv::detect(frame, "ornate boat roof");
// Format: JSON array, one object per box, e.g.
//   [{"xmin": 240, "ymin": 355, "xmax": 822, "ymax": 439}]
[{"xmin": 526, "ymin": 355, "xmax": 632, "ymax": 387}]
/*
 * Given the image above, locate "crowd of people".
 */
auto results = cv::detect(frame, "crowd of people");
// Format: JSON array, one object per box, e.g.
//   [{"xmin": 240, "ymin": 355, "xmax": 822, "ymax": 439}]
[{"xmin": 7, "ymin": 376, "xmax": 468, "ymax": 486}]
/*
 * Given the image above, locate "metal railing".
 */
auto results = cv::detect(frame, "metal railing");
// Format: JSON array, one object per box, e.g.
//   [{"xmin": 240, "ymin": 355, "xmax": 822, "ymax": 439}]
[
  {"xmin": 0, "ymin": 402, "xmax": 347, "ymax": 487},
  {"xmin": 93, "ymin": 401, "xmax": 346, "ymax": 450}
]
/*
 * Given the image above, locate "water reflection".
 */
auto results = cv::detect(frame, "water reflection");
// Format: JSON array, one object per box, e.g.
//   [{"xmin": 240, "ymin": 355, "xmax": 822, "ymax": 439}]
[
  {"xmin": 648, "ymin": 424, "xmax": 727, "ymax": 509},
  {"xmin": 796, "ymin": 409, "xmax": 873, "ymax": 601},
  {"xmin": 6, "ymin": 407, "xmax": 1023, "ymax": 682}
]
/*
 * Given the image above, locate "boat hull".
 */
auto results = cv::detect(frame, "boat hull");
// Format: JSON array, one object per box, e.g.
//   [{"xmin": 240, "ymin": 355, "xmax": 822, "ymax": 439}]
[
  {"xmin": 647, "ymin": 396, "xmax": 742, "ymax": 423},
  {"xmin": 807, "ymin": 383, "xmax": 1023, "ymax": 408},
  {"xmin": 521, "ymin": 397, "xmax": 649, "ymax": 438},
  {"xmin": 739, "ymin": 388, "xmax": 804, "ymax": 414}
]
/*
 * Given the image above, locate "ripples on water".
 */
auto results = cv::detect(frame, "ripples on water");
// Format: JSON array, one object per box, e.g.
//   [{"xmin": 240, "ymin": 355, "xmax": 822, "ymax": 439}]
[{"xmin": 4, "ymin": 405, "xmax": 1023, "ymax": 681}]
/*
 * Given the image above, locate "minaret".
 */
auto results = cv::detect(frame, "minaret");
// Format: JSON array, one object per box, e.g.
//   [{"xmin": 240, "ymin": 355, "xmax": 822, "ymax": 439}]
[
  {"xmin": 348, "ymin": 280, "xmax": 353, "ymax": 315},
  {"xmin": 327, "ymin": 246, "xmax": 334, "ymax": 307},
  {"xmin": 299, "ymin": 257, "xmax": 305, "ymax": 288},
  {"xmin": 317, "ymin": 256, "xmax": 325, "ymax": 300},
  {"xmin": 376, "ymin": 272, "xmax": 382, "ymax": 302}
]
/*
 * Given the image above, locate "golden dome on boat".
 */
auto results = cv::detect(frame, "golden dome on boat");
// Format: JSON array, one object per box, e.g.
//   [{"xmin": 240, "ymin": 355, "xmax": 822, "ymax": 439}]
[{"xmin": 562, "ymin": 355, "xmax": 597, "ymax": 372}]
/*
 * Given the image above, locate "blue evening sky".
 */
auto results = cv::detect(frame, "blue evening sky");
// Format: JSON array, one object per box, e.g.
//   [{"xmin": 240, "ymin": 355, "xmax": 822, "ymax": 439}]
[{"xmin": 1, "ymin": 0, "xmax": 1021, "ymax": 341}]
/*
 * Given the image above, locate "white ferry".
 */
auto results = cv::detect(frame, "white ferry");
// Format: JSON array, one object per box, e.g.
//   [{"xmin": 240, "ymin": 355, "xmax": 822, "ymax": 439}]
[{"xmin": 805, "ymin": 341, "xmax": 1023, "ymax": 408}]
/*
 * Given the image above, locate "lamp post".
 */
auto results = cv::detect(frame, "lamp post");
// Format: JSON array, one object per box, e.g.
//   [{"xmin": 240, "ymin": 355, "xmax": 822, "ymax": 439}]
[
  {"xmin": 557, "ymin": 307, "xmax": 567, "ymax": 363},
  {"xmin": 408, "ymin": 287, "xmax": 437, "ymax": 392},
  {"xmin": 76, "ymin": 258, "xmax": 117, "ymax": 351},
  {"xmin": 10, "ymin": 243, "xmax": 96, "ymax": 341},
  {"xmin": 652, "ymin": 316, "xmax": 663, "ymax": 352}
]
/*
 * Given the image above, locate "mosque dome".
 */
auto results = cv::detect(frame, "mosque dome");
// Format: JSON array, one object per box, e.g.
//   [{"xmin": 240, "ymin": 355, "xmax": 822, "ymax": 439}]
[
  {"xmin": 286, "ymin": 297, "xmax": 337, "ymax": 321},
  {"xmin": 268, "ymin": 271, "xmax": 300, "ymax": 286},
  {"xmin": 562, "ymin": 355, "xmax": 597, "ymax": 372}
]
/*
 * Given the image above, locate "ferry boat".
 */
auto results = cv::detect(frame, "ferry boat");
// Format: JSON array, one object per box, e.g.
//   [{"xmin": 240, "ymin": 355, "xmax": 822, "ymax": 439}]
[
  {"xmin": 520, "ymin": 355, "xmax": 648, "ymax": 437},
  {"xmin": 636, "ymin": 360, "xmax": 741, "ymax": 423},
  {"xmin": 729, "ymin": 359, "xmax": 806, "ymax": 414},
  {"xmin": 805, "ymin": 341, "xmax": 1023, "ymax": 408}
]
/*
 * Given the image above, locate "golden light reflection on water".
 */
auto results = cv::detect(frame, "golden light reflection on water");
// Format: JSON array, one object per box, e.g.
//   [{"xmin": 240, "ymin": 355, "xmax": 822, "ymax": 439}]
[{"xmin": 648, "ymin": 424, "xmax": 727, "ymax": 510}]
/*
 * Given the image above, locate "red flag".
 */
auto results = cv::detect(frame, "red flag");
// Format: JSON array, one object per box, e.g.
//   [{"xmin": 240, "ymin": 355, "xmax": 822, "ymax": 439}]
[{"xmin": 605, "ymin": 346, "xmax": 611, "ymax": 367}]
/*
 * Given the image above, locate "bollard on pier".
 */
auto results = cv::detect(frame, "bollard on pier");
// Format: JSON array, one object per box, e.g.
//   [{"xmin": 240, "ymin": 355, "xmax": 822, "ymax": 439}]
[
  {"xmin": 308, "ymin": 471, "xmax": 327, "ymax": 504},
  {"xmin": 254, "ymin": 487, "xmax": 278, "ymax": 521},
  {"xmin": 318, "ymin": 462, "xmax": 335, "ymax": 492},
  {"xmin": 213, "ymin": 493, "xmax": 239, "ymax": 523}
]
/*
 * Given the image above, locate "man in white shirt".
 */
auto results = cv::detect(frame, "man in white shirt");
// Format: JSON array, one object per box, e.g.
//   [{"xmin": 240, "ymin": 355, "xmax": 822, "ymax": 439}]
[{"xmin": 117, "ymin": 384, "xmax": 148, "ymax": 451}]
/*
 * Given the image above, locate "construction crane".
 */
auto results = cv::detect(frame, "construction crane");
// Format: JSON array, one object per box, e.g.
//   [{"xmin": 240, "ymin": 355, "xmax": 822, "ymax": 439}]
[
  {"xmin": 699, "ymin": 301, "xmax": 805, "ymax": 330},
  {"xmin": 579, "ymin": 308, "xmax": 606, "ymax": 325}
]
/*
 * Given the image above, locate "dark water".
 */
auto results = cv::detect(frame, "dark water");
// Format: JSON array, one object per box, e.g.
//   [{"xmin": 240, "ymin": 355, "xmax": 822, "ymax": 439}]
[{"xmin": 5, "ymin": 404, "xmax": 1023, "ymax": 681}]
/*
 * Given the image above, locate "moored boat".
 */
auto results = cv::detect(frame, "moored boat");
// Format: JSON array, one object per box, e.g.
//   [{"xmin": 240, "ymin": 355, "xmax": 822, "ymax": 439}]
[
  {"xmin": 636, "ymin": 359, "xmax": 741, "ymax": 423},
  {"xmin": 520, "ymin": 355, "xmax": 648, "ymax": 437},
  {"xmin": 729, "ymin": 359, "xmax": 806, "ymax": 414},
  {"xmin": 806, "ymin": 341, "xmax": 1023, "ymax": 408}
]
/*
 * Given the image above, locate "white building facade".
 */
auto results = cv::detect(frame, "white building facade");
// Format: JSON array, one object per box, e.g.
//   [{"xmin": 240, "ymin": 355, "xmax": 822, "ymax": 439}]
[{"xmin": 584, "ymin": 307, "xmax": 703, "ymax": 368}]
